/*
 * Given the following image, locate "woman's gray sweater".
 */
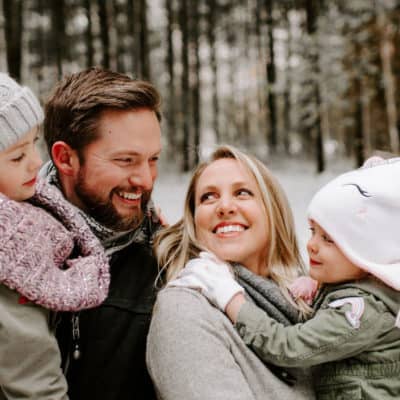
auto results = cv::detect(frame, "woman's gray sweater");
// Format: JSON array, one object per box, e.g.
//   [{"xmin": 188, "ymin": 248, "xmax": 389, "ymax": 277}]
[{"xmin": 146, "ymin": 287, "xmax": 315, "ymax": 400}]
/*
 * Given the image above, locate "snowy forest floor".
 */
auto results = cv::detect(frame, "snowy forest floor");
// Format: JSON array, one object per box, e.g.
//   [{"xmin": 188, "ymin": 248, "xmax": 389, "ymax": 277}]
[{"xmin": 153, "ymin": 156, "xmax": 354, "ymax": 262}]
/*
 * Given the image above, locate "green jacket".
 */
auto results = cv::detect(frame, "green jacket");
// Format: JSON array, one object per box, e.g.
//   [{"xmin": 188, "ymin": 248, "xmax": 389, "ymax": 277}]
[
  {"xmin": 236, "ymin": 278, "xmax": 400, "ymax": 399},
  {"xmin": 0, "ymin": 285, "xmax": 68, "ymax": 400}
]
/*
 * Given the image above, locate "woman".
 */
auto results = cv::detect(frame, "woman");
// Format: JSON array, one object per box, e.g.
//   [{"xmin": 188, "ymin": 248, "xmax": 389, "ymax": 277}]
[{"xmin": 146, "ymin": 145, "xmax": 315, "ymax": 399}]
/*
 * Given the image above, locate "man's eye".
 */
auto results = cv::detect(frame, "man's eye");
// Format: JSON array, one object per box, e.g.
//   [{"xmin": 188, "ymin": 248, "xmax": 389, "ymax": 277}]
[{"xmin": 115, "ymin": 158, "xmax": 133, "ymax": 163}]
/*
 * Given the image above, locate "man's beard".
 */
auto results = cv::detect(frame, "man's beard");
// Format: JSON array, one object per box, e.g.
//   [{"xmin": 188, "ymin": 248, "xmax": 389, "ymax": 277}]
[{"xmin": 75, "ymin": 170, "xmax": 151, "ymax": 232}]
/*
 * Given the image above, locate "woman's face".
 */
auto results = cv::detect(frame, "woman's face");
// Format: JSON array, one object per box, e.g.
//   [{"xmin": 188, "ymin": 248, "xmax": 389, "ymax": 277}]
[{"xmin": 194, "ymin": 158, "xmax": 269, "ymax": 275}]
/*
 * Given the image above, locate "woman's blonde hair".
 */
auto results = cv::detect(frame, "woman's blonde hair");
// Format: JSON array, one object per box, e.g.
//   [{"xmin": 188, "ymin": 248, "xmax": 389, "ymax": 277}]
[{"xmin": 155, "ymin": 145, "xmax": 310, "ymax": 314}]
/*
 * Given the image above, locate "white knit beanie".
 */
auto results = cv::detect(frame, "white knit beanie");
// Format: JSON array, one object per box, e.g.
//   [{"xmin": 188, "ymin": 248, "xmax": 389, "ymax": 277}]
[
  {"xmin": 0, "ymin": 73, "xmax": 44, "ymax": 152},
  {"xmin": 308, "ymin": 158, "xmax": 400, "ymax": 291}
]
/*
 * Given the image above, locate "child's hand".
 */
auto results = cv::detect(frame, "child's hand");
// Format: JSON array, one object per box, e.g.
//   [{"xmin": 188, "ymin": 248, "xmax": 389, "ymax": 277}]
[{"xmin": 289, "ymin": 276, "xmax": 318, "ymax": 305}]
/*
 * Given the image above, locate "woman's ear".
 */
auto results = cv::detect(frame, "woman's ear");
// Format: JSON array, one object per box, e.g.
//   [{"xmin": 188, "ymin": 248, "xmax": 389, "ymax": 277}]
[{"xmin": 51, "ymin": 141, "xmax": 80, "ymax": 176}]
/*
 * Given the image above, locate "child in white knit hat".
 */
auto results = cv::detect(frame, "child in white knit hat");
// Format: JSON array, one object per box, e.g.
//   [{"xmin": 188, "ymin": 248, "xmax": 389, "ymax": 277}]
[
  {"xmin": 170, "ymin": 159, "xmax": 400, "ymax": 399},
  {"xmin": 0, "ymin": 73, "xmax": 110, "ymax": 399}
]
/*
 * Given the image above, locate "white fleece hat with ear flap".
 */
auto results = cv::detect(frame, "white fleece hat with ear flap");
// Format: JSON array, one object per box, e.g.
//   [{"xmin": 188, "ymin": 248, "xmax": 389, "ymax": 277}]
[{"xmin": 308, "ymin": 158, "xmax": 400, "ymax": 291}]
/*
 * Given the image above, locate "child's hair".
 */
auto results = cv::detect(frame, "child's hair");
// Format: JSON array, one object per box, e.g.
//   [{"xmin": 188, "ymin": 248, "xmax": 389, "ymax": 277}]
[
  {"xmin": 0, "ymin": 73, "xmax": 43, "ymax": 152},
  {"xmin": 308, "ymin": 159, "xmax": 400, "ymax": 291}
]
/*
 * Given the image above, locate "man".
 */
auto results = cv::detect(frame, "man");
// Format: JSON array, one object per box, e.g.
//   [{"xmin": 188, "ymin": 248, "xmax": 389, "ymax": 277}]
[{"xmin": 43, "ymin": 67, "xmax": 162, "ymax": 399}]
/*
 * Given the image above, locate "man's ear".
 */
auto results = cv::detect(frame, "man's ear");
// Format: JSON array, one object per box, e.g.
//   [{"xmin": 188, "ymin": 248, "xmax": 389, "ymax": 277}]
[{"xmin": 51, "ymin": 141, "xmax": 80, "ymax": 176}]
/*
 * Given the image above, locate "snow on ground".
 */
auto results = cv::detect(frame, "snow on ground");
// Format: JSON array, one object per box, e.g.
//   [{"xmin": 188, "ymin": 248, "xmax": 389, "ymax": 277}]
[{"xmin": 152, "ymin": 156, "xmax": 354, "ymax": 262}]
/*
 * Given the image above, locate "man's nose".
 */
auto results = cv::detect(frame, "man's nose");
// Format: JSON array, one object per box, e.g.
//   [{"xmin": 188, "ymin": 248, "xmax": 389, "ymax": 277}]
[{"xmin": 128, "ymin": 163, "xmax": 154, "ymax": 191}]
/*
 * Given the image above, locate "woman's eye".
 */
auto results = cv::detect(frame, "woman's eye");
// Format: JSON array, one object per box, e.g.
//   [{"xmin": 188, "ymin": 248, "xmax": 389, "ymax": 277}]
[
  {"xmin": 199, "ymin": 192, "xmax": 216, "ymax": 203},
  {"xmin": 236, "ymin": 188, "xmax": 252, "ymax": 197},
  {"xmin": 309, "ymin": 227, "xmax": 315, "ymax": 235}
]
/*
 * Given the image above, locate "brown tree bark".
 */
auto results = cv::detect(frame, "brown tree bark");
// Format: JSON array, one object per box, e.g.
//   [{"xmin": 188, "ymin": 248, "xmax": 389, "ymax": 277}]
[
  {"xmin": 179, "ymin": 0, "xmax": 191, "ymax": 171},
  {"xmin": 264, "ymin": 0, "xmax": 277, "ymax": 149},
  {"xmin": 84, "ymin": 0, "xmax": 94, "ymax": 68},
  {"xmin": 165, "ymin": 0, "xmax": 177, "ymax": 154},
  {"xmin": 3, "ymin": 0, "xmax": 23, "ymax": 80},
  {"xmin": 190, "ymin": 0, "xmax": 201, "ymax": 166},
  {"xmin": 98, "ymin": 0, "xmax": 110, "ymax": 69},
  {"xmin": 50, "ymin": 0, "xmax": 67, "ymax": 79},
  {"xmin": 139, "ymin": 0, "xmax": 150, "ymax": 80},
  {"xmin": 305, "ymin": 0, "xmax": 325, "ymax": 173},
  {"xmin": 207, "ymin": 0, "xmax": 220, "ymax": 142}
]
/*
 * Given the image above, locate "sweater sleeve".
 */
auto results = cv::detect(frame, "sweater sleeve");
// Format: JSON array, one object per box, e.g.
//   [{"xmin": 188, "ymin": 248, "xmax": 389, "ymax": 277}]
[
  {"xmin": 235, "ymin": 291, "xmax": 394, "ymax": 368},
  {"xmin": 146, "ymin": 287, "xmax": 258, "ymax": 400},
  {"xmin": 0, "ymin": 285, "xmax": 69, "ymax": 399}
]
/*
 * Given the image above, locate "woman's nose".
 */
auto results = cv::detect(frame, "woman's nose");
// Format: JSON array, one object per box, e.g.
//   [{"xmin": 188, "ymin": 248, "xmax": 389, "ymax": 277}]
[{"xmin": 216, "ymin": 197, "xmax": 237, "ymax": 217}]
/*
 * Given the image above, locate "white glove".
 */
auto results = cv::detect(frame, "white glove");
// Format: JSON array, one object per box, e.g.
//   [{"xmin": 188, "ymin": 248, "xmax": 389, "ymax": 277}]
[{"xmin": 167, "ymin": 252, "xmax": 244, "ymax": 311}]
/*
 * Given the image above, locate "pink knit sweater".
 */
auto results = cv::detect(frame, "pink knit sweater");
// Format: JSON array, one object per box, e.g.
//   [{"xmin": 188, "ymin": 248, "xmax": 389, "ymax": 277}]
[{"xmin": 0, "ymin": 180, "xmax": 110, "ymax": 311}]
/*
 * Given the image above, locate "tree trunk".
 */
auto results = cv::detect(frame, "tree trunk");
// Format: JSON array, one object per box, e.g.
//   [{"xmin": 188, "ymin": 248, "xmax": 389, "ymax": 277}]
[
  {"xmin": 226, "ymin": 8, "xmax": 239, "ymax": 142},
  {"xmin": 165, "ymin": 0, "xmax": 177, "ymax": 154},
  {"xmin": 242, "ymin": 1, "xmax": 251, "ymax": 147},
  {"xmin": 190, "ymin": 0, "xmax": 201, "ymax": 166},
  {"xmin": 378, "ymin": 10, "xmax": 399, "ymax": 153},
  {"xmin": 98, "ymin": 0, "xmax": 110, "ymax": 69},
  {"xmin": 255, "ymin": 0, "xmax": 268, "ymax": 143},
  {"xmin": 264, "ymin": 0, "xmax": 277, "ymax": 149},
  {"xmin": 305, "ymin": 0, "xmax": 324, "ymax": 173},
  {"xmin": 353, "ymin": 75, "xmax": 364, "ymax": 167},
  {"xmin": 84, "ymin": 0, "xmax": 94, "ymax": 67},
  {"xmin": 207, "ymin": 0, "xmax": 220, "ymax": 142},
  {"xmin": 51, "ymin": 0, "xmax": 67, "ymax": 79},
  {"xmin": 179, "ymin": 0, "xmax": 190, "ymax": 171},
  {"xmin": 3, "ymin": 0, "xmax": 23, "ymax": 80},
  {"xmin": 282, "ymin": 9, "xmax": 291, "ymax": 154},
  {"xmin": 113, "ymin": 0, "xmax": 126, "ymax": 72},
  {"xmin": 127, "ymin": 0, "xmax": 139, "ymax": 76},
  {"xmin": 139, "ymin": 0, "xmax": 150, "ymax": 80}
]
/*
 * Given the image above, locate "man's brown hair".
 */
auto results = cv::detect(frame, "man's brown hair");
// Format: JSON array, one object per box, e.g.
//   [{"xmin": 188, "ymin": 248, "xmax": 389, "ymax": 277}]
[{"xmin": 44, "ymin": 67, "xmax": 161, "ymax": 157}]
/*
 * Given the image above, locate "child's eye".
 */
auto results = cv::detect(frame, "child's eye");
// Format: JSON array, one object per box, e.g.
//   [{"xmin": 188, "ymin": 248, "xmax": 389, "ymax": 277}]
[
  {"xmin": 11, "ymin": 153, "xmax": 25, "ymax": 162},
  {"xmin": 322, "ymin": 234, "xmax": 334, "ymax": 244},
  {"xmin": 309, "ymin": 227, "xmax": 315, "ymax": 235}
]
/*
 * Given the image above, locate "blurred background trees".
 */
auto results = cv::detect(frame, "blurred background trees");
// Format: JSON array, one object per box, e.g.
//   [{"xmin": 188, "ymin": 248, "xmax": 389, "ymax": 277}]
[{"xmin": 1, "ymin": 0, "xmax": 399, "ymax": 172}]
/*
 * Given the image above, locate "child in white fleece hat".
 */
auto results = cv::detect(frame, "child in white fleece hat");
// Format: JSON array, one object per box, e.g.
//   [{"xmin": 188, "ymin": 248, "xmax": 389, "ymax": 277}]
[
  {"xmin": 0, "ymin": 73, "xmax": 110, "ymax": 399},
  {"xmin": 170, "ymin": 158, "xmax": 400, "ymax": 399}
]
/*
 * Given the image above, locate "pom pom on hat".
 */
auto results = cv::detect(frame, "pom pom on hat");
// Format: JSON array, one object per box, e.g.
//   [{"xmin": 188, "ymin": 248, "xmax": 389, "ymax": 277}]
[
  {"xmin": 0, "ymin": 73, "xmax": 44, "ymax": 152},
  {"xmin": 308, "ymin": 159, "xmax": 400, "ymax": 290}
]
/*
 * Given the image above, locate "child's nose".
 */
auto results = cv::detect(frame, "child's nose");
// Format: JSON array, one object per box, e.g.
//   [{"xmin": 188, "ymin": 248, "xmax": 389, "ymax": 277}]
[
  {"xmin": 30, "ymin": 147, "xmax": 43, "ymax": 171},
  {"xmin": 307, "ymin": 237, "xmax": 318, "ymax": 254}
]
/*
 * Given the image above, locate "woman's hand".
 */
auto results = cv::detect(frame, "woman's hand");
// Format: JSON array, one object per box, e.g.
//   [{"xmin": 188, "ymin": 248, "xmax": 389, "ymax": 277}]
[{"xmin": 167, "ymin": 252, "xmax": 244, "ymax": 311}]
